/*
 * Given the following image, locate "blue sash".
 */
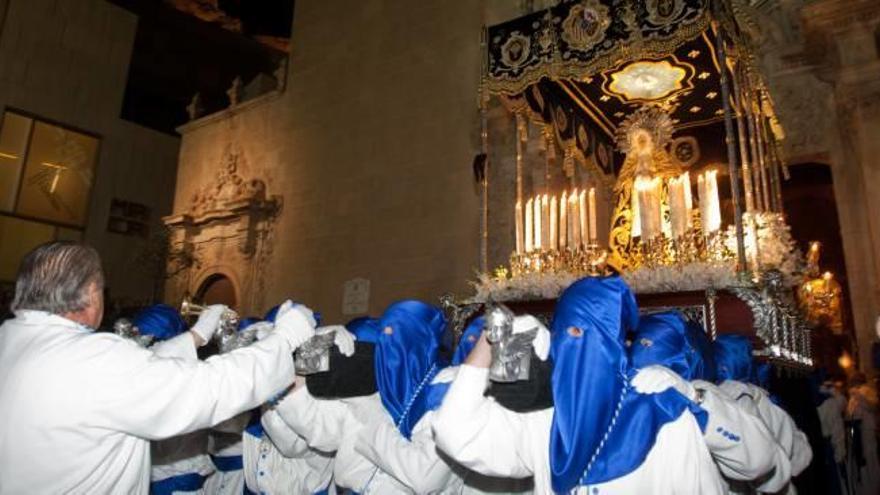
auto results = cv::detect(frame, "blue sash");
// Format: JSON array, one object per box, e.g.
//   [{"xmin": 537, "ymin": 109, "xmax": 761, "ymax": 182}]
[
  {"xmin": 211, "ymin": 454, "xmax": 243, "ymax": 472},
  {"xmin": 150, "ymin": 472, "xmax": 207, "ymax": 495}
]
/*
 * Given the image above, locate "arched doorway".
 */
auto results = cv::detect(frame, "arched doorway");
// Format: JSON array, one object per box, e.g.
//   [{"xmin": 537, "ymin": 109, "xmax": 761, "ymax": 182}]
[{"xmin": 196, "ymin": 273, "xmax": 238, "ymax": 309}]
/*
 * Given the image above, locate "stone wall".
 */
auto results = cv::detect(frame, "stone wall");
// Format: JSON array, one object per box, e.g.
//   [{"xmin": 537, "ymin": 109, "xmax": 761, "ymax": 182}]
[
  {"xmin": 171, "ymin": 0, "xmax": 513, "ymax": 320},
  {"xmin": 753, "ymin": 0, "xmax": 880, "ymax": 370},
  {"xmin": 0, "ymin": 0, "xmax": 181, "ymax": 303}
]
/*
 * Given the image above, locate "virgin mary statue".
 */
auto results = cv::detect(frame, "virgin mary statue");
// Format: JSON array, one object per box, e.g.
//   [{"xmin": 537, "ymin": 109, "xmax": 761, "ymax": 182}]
[{"xmin": 608, "ymin": 106, "xmax": 682, "ymax": 270}]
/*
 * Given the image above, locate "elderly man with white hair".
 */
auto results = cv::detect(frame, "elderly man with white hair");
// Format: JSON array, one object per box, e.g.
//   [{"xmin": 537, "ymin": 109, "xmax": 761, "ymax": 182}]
[{"xmin": 0, "ymin": 241, "xmax": 317, "ymax": 494}]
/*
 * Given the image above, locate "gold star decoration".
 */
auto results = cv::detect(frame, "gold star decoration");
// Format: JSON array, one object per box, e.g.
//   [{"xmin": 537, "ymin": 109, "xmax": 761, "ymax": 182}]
[
  {"xmin": 715, "ymin": 109, "xmax": 724, "ymax": 116},
  {"xmin": 599, "ymin": 95, "xmax": 610, "ymax": 102},
  {"xmin": 582, "ymin": 76, "xmax": 594, "ymax": 83},
  {"xmin": 698, "ymin": 72, "xmax": 711, "ymax": 80},
  {"xmin": 614, "ymin": 111, "xmax": 624, "ymax": 118},
  {"xmin": 690, "ymin": 106, "xmax": 701, "ymax": 113},
  {"xmin": 706, "ymin": 91, "xmax": 718, "ymax": 99},
  {"xmin": 688, "ymin": 50, "xmax": 701, "ymax": 58}
]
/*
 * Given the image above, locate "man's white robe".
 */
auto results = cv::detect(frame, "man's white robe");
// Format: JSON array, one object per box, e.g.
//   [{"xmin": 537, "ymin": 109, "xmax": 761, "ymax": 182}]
[
  {"xmin": 0, "ymin": 310, "xmax": 301, "ymax": 494},
  {"xmin": 434, "ymin": 365, "xmax": 725, "ymax": 495},
  {"xmin": 275, "ymin": 386, "xmax": 453, "ymax": 494}
]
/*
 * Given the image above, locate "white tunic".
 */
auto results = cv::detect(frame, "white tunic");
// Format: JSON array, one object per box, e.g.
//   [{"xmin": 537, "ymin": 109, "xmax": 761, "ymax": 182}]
[
  {"xmin": 0, "ymin": 310, "xmax": 301, "ymax": 494},
  {"xmin": 816, "ymin": 393, "xmax": 845, "ymax": 464},
  {"xmin": 434, "ymin": 365, "xmax": 725, "ymax": 495},
  {"xmin": 718, "ymin": 381, "xmax": 813, "ymax": 477},
  {"xmin": 847, "ymin": 384, "xmax": 880, "ymax": 495},
  {"xmin": 149, "ymin": 333, "xmax": 213, "ymax": 495},
  {"xmin": 242, "ymin": 408, "xmax": 335, "ymax": 495},
  {"xmin": 276, "ymin": 388, "xmax": 422, "ymax": 493},
  {"xmin": 692, "ymin": 380, "xmax": 792, "ymax": 492},
  {"xmin": 203, "ymin": 412, "xmax": 253, "ymax": 495}
]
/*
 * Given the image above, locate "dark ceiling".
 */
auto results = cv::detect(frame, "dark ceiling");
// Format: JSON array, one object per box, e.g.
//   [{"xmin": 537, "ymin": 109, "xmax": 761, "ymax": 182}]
[{"xmin": 110, "ymin": 0, "xmax": 293, "ymax": 135}]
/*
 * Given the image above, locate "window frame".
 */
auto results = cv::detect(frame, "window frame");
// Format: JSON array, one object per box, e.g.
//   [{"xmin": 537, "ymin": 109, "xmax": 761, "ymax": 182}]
[{"xmin": 0, "ymin": 106, "xmax": 102, "ymax": 231}]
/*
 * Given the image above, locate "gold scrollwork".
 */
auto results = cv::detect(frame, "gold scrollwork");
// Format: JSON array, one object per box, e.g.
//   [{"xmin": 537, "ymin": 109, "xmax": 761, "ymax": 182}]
[
  {"xmin": 560, "ymin": 0, "xmax": 611, "ymax": 52},
  {"xmin": 647, "ymin": 0, "xmax": 686, "ymax": 26},
  {"xmin": 500, "ymin": 32, "xmax": 532, "ymax": 69}
]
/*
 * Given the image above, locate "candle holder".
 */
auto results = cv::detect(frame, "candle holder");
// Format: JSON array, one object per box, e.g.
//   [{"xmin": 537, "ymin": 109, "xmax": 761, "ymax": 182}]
[{"xmin": 507, "ymin": 243, "xmax": 610, "ymax": 278}]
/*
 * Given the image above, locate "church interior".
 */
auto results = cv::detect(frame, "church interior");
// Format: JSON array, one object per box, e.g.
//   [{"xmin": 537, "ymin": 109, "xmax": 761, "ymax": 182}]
[{"xmin": 1, "ymin": 0, "xmax": 880, "ymax": 492}]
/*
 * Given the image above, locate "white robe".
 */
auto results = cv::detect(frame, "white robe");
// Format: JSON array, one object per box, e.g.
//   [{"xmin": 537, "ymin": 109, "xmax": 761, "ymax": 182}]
[
  {"xmin": 0, "ymin": 310, "xmax": 300, "ymax": 494},
  {"xmin": 242, "ymin": 408, "xmax": 335, "ymax": 495},
  {"xmin": 847, "ymin": 385, "xmax": 879, "ymax": 495},
  {"xmin": 276, "ymin": 387, "xmax": 444, "ymax": 494},
  {"xmin": 149, "ymin": 333, "xmax": 213, "ymax": 495},
  {"xmin": 433, "ymin": 365, "xmax": 725, "ymax": 495},
  {"xmin": 692, "ymin": 380, "xmax": 793, "ymax": 493},
  {"xmin": 817, "ymin": 392, "xmax": 846, "ymax": 465},
  {"xmin": 203, "ymin": 412, "xmax": 253, "ymax": 495},
  {"xmin": 150, "ymin": 430, "xmax": 213, "ymax": 494},
  {"xmin": 718, "ymin": 380, "xmax": 813, "ymax": 478}
]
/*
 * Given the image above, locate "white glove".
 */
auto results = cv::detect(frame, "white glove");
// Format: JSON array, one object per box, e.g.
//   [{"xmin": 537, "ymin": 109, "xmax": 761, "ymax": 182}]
[
  {"xmin": 274, "ymin": 300, "xmax": 316, "ymax": 349},
  {"xmin": 317, "ymin": 325, "xmax": 356, "ymax": 357},
  {"xmin": 632, "ymin": 365, "xmax": 697, "ymax": 401},
  {"xmin": 190, "ymin": 304, "xmax": 228, "ymax": 343},
  {"xmin": 512, "ymin": 315, "xmax": 551, "ymax": 361}
]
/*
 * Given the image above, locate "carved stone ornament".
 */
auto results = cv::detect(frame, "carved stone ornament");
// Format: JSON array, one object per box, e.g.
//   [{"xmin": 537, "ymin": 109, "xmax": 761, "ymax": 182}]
[{"xmin": 163, "ymin": 144, "xmax": 281, "ymax": 258}]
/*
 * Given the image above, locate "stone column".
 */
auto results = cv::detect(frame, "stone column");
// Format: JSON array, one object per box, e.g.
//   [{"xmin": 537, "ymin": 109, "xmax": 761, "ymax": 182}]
[{"xmin": 802, "ymin": 0, "xmax": 880, "ymax": 371}]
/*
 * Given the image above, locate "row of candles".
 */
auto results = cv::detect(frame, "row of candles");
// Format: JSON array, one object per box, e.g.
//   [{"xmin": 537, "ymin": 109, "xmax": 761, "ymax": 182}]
[
  {"xmin": 631, "ymin": 170, "xmax": 722, "ymax": 241},
  {"xmin": 514, "ymin": 187, "xmax": 598, "ymax": 254}
]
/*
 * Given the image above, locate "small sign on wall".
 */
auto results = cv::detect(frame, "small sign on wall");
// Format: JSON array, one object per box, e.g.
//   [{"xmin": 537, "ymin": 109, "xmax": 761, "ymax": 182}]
[{"xmin": 342, "ymin": 278, "xmax": 370, "ymax": 316}]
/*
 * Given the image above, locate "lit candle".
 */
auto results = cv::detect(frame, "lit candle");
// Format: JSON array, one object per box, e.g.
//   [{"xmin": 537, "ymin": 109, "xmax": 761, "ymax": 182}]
[
  {"xmin": 550, "ymin": 195, "xmax": 558, "ymax": 250},
  {"xmin": 533, "ymin": 196, "xmax": 542, "ymax": 250},
  {"xmin": 525, "ymin": 198, "xmax": 533, "ymax": 252},
  {"xmin": 541, "ymin": 194, "xmax": 550, "ymax": 249},
  {"xmin": 588, "ymin": 187, "xmax": 597, "ymax": 243},
  {"xmin": 515, "ymin": 200, "xmax": 524, "ymax": 254},
  {"xmin": 578, "ymin": 189, "xmax": 588, "ymax": 248},
  {"xmin": 823, "ymin": 271, "xmax": 833, "ymax": 290},
  {"xmin": 705, "ymin": 170, "xmax": 721, "ymax": 233},
  {"xmin": 631, "ymin": 187, "xmax": 642, "ymax": 239},
  {"xmin": 681, "ymin": 171, "xmax": 693, "ymax": 227},
  {"xmin": 569, "ymin": 189, "xmax": 581, "ymax": 248},
  {"xmin": 668, "ymin": 176, "xmax": 688, "ymax": 238},
  {"xmin": 635, "ymin": 176, "xmax": 662, "ymax": 240},
  {"xmin": 560, "ymin": 191, "xmax": 568, "ymax": 248}
]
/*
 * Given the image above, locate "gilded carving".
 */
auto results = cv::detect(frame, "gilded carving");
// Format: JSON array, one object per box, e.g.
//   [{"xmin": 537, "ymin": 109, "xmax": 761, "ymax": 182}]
[{"xmin": 560, "ymin": 0, "xmax": 610, "ymax": 52}]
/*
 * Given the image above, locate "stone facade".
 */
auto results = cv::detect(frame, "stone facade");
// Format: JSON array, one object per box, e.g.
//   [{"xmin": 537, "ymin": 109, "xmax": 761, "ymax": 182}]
[
  {"xmin": 0, "ymin": 0, "xmax": 180, "ymax": 304},
  {"xmin": 170, "ymin": 0, "xmax": 503, "ymax": 320}
]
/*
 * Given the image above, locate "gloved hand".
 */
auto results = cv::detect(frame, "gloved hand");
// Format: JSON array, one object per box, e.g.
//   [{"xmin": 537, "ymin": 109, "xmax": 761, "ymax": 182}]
[
  {"xmin": 329, "ymin": 325, "xmax": 356, "ymax": 357},
  {"xmin": 632, "ymin": 365, "xmax": 697, "ymax": 401},
  {"xmin": 512, "ymin": 315, "xmax": 551, "ymax": 361},
  {"xmin": 274, "ymin": 300, "xmax": 316, "ymax": 349},
  {"xmin": 190, "ymin": 304, "xmax": 228, "ymax": 344}
]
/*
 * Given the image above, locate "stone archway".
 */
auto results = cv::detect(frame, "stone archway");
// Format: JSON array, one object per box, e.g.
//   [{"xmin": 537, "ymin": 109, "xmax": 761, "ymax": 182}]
[
  {"xmin": 196, "ymin": 273, "xmax": 238, "ymax": 308},
  {"xmin": 163, "ymin": 143, "xmax": 281, "ymax": 316}
]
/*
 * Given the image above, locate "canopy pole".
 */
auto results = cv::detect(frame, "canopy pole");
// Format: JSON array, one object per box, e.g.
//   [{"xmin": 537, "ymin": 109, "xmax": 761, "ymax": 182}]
[
  {"xmin": 479, "ymin": 23, "xmax": 489, "ymax": 274},
  {"xmin": 715, "ymin": 24, "xmax": 748, "ymax": 275},
  {"xmin": 730, "ymin": 59, "xmax": 755, "ymax": 214}
]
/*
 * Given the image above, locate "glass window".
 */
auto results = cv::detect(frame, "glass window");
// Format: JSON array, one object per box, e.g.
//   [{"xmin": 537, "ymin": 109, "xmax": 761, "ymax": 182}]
[
  {"xmin": 0, "ymin": 112, "xmax": 32, "ymax": 212},
  {"xmin": 0, "ymin": 110, "xmax": 98, "ymax": 282},
  {"xmin": 15, "ymin": 120, "xmax": 99, "ymax": 226}
]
